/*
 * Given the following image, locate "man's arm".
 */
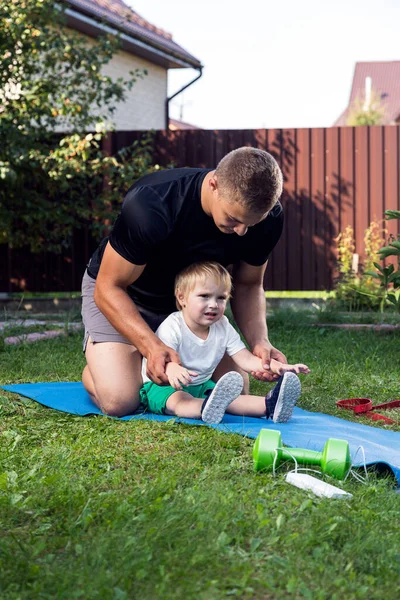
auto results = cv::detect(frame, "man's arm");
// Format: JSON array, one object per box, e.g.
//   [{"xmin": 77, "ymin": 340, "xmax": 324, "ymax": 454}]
[
  {"xmin": 94, "ymin": 242, "xmax": 180, "ymax": 384},
  {"xmin": 230, "ymin": 260, "xmax": 287, "ymax": 380}
]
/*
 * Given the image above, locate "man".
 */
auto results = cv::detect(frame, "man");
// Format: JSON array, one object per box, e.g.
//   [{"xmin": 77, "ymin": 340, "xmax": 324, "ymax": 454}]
[{"xmin": 81, "ymin": 146, "xmax": 286, "ymax": 416}]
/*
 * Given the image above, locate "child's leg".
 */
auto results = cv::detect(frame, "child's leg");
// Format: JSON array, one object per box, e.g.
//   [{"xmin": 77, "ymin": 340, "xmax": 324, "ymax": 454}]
[
  {"xmin": 225, "ymin": 395, "xmax": 267, "ymax": 417},
  {"xmin": 201, "ymin": 372, "xmax": 243, "ymax": 423},
  {"xmin": 166, "ymin": 371, "xmax": 244, "ymax": 423},
  {"xmin": 165, "ymin": 389, "xmax": 266, "ymax": 419},
  {"xmin": 226, "ymin": 372, "xmax": 301, "ymax": 423},
  {"xmin": 165, "ymin": 391, "xmax": 203, "ymax": 418}
]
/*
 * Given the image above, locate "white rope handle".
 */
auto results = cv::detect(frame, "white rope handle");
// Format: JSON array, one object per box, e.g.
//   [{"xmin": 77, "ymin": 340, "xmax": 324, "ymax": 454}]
[{"xmin": 271, "ymin": 445, "xmax": 368, "ymax": 485}]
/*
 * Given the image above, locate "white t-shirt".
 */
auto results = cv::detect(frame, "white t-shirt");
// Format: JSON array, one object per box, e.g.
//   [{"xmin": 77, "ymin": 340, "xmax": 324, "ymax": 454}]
[{"xmin": 142, "ymin": 311, "xmax": 246, "ymax": 385}]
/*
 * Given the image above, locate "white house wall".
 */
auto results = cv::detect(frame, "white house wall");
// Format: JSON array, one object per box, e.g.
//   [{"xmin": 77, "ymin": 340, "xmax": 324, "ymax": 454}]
[
  {"xmin": 57, "ymin": 29, "xmax": 168, "ymax": 131},
  {"xmin": 102, "ymin": 49, "xmax": 167, "ymax": 130}
]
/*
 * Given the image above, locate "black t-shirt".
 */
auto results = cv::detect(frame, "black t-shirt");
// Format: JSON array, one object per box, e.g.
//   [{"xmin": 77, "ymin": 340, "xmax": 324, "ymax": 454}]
[{"xmin": 87, "ymin": 168, "xmax": 284, "ymax": 314}]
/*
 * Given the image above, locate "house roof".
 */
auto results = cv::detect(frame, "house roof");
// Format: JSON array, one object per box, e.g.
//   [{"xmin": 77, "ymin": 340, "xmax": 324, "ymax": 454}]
[
  {"xmin": 334, "ymin": 61, "xmax": 400, "ymax": 126},
  {"xmin": 63, "ymin": 0, "xmax": 202, "ymax": 70},
  {"xmin": 169, "ymin": 118, "xmax": 200, "ymax": 130}
]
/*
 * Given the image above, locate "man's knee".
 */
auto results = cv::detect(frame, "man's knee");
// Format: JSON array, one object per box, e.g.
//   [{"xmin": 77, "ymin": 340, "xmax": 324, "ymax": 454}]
[
  {"xmin": 83, "ymin": 371, "xmax": 141, "ymax": 417},
  {"xmin": 82, "ymin": 342, "xmax": 143, "ymax": 417},
  {"xmin": 96, "ymin": 389, "xmax": 141, "ymax": 417}
]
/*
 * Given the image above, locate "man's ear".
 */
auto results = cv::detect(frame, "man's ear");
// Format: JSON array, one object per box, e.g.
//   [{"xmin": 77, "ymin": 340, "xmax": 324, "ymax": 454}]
[{"xmin": 209, "ymin": 175, "xmax": 218, "ymax": 193}]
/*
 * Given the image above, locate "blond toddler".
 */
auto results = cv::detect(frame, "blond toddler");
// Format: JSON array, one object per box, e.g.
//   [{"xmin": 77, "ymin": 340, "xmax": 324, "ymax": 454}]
[{"xmin": 140, "ymin": 262, "xmax": 310, "ymax": 424}]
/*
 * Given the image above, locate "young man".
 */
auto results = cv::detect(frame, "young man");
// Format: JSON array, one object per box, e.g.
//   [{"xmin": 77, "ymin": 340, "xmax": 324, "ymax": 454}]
[
  {"xmin": 140, "ymin": 262, "xmax": 310, "ymax": 424},
  {"xmin": 82, "ymin": 147, "xmax": 285, "ymax": 416}
]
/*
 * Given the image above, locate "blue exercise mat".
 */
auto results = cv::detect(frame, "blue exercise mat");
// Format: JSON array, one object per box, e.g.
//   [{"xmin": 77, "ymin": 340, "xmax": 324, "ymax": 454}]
[{"xmin": 2, "ymin": 381, "xmax": 400, "ymax": 484}]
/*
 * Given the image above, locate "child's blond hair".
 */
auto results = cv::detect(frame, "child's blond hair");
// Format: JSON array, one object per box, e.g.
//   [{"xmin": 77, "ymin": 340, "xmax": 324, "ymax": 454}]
[{"xmin": 174, "ymin": 262, "xmax": 232, "ymax": 310}]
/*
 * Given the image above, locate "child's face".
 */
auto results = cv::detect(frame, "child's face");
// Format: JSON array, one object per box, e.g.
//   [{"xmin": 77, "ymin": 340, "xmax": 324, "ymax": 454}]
[{"xmin": 179, "ymin": 277, "xmax": 229, "ymax": 330}]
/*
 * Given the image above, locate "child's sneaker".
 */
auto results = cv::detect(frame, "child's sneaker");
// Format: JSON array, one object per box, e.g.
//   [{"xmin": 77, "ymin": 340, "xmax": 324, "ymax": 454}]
[
  {"xmin": 201, "ymin": 371, "xmax": 243, "ymax": 424},
  {"xmin": 265, "ymin": 372, "xmax": 301, "ymax": 423}
]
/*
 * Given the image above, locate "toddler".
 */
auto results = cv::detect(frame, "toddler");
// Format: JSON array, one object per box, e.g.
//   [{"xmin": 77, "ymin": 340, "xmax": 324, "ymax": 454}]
[{"xmin": 140, "ymin": 262, "xmax": 310, "ymax": 424}]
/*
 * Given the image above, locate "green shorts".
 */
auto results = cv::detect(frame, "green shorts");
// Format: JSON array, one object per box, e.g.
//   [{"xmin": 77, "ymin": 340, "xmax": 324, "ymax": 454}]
[{"xmin": 139, "ymin": 380, "xmax": 215, "ymax": 415}]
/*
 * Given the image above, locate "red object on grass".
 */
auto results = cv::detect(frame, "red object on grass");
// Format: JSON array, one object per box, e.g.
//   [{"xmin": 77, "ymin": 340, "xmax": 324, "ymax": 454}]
[
  {"xmin": 337, "ymin": 398, "xmax": 373, "ymax": 413},
  {"xmin": 336, "ymin": 398, "xmax": 400, "ymax": 425}
]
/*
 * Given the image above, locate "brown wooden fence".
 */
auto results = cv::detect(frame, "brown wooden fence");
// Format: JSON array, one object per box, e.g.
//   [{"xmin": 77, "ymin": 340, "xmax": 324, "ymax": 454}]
[{"xmin": 1, "ymin": 126, "xmax": 399, "ymax": 293}]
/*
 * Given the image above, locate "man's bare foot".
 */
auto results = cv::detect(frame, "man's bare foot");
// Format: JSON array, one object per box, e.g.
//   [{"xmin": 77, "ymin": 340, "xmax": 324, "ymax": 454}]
[{"xmin": 270, "ymin": 358, "xmax": 310, "ymax": 376}]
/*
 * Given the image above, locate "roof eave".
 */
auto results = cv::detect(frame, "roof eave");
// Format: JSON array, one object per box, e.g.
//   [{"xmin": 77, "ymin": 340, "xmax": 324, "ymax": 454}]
[{"xmin": 64, "ymin": 7, "xmax": 202, "ymax": 70}]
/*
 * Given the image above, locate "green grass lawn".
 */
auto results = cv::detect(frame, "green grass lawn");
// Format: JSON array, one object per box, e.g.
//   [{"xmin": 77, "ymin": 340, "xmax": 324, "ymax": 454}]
[{"xmin": 1, "ymin": 315, "xmax": 400, "ymax": 600}]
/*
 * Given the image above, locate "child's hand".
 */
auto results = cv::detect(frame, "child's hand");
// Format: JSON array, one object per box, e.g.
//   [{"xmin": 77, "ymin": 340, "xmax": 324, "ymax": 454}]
[
  {"xmin": 165, "ymin": 362, "xmax": 198, "ymax": 390},
  {"xmin": 270, "ymin": 358, "xmax": 310, "ymax": 375}
]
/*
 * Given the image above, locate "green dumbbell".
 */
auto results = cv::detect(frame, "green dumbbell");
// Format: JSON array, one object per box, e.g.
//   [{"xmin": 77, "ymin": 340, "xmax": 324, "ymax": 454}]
[{"xmin": 253, "ymin": 429, "xmax": 351, "ymax": 480}]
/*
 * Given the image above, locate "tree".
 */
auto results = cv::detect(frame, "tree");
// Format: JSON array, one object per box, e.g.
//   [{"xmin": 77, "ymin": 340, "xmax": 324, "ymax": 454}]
[
  {"xmin": 346, "ymin": 88, "xmax": 385, "ymax": 126},
  {"xmin": 0, "ymin": 0, "xmax": 153, "ymax": 252}
]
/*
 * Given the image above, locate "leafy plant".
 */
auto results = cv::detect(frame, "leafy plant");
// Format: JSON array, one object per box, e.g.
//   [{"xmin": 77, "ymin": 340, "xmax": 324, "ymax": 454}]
[
  {"xmin": 335, "ymin": 225, "xmax": 355, "ymax": 276},
  {"xmin": 333, "ymin": 221, "xmax": 387, "ymax": 311},
  {"xmin": 0, "ymin": 0, "xmax": 154, "ymax": 253},
  {"xmin": 364, "ymin": 219, "xmax": 387, "ymax": 276},
  {"xmin": 367, "ymin": 210, "xmax": 400, "ymax": 312}
]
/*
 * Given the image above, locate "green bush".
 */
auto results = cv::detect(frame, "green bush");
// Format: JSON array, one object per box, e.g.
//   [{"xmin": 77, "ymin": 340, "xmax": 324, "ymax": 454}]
[
  {"xmin": 332, "ymin": 222, "xmax": 385, "ymax": 311},
  {"xmin": 0, "ymin": 0, "xmax": 155, "ymax": 253},
  {"xmin": 333, "ymin": 275, "xmax": 383, "ymax": 312},
  {"xmin": 367, "ymin": 210, "xmax": 400, "ymax": 312}
]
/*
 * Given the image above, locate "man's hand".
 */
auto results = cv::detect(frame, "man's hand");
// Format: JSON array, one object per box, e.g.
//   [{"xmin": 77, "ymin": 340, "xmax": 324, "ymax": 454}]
[
  {"xmin": 251, "ymin": 342, "xmax": 287, "ymax": 382},
  {"xmin": 165, "ymin": 363, "xmax": 198, "ymax": 390},
  {"xmin": 146, "ymin": 343, "xmax": 182, "ymax": 385}
]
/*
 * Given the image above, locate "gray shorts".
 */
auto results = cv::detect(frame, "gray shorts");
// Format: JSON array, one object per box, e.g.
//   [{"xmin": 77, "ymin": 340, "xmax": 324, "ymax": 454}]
[{"xmin": 81, "ymin": 270, "xmax": 169, "ymax": 352}]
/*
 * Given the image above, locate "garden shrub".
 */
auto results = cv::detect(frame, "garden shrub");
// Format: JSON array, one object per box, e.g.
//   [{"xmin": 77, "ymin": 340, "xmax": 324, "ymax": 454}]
[
  {"xmin": 332, "ymin": 221, "xmax": 387, "ymax": 311},
  {"xmin": 0, "ymin": 0, "xmax": 156, "ymax": 254},
  {"xmin": 367, "ymin": 210, "xmax": 400, "ymax": 312}
]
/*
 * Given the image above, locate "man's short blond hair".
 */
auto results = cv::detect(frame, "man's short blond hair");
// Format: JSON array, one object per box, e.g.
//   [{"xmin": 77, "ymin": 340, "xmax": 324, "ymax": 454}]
[
  {"xmin": 215, "ymin": 146, "xmax": 283, "ymax": 213},
  {"xmin": 174, "ymin": 262, "xmax": 232, "ymax": 310}
]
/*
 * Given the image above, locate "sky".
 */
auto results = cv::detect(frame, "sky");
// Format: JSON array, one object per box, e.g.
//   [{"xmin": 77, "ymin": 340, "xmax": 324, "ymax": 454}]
[{"xmin": 127, "ymin": 0, "xmax": 400, "ymax": 130}]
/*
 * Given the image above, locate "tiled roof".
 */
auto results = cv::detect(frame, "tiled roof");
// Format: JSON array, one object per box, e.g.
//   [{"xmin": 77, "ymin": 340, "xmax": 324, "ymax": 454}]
[
  {"xmin": 169, "ymin": 118, "xmax": 200, "ymax": 130},
  {"xmin": 334, "ymin": 61, "xmax": 400, "ymax": 126},
  {"xmin": 64, "ymin": 0, "xmax": 202, "ymax": 68}
]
